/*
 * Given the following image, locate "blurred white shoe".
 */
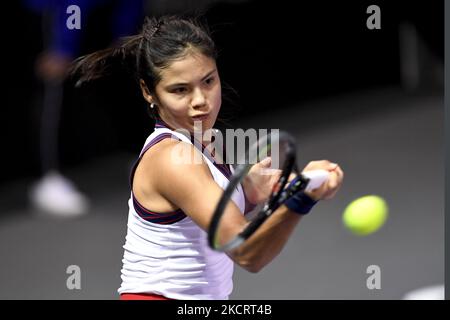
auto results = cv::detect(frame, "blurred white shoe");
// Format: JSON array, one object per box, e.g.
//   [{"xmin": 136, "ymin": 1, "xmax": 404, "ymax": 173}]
[
  {"xmin": 402, "ymin": 284, "xmax": 444, "ymax": 300},
  {"xmin": 29, "ymin": 171, "xmax": 89, "ymax": 217}
]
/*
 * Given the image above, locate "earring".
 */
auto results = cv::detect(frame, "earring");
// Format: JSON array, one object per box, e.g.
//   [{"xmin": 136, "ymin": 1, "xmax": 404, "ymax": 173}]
[{"xmin": 150, "ymin": 103, "xmax": 156, "ymax": 109}]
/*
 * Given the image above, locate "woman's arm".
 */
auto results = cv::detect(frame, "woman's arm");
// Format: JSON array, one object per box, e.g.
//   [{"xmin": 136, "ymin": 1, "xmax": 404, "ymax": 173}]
[
  {"xmin": 232, "ymin": 160, "xmax": 344, "ymax": 272},
  {"xmin": 138, "ymin": 140, "xmax": 343, "ymax": 273}
]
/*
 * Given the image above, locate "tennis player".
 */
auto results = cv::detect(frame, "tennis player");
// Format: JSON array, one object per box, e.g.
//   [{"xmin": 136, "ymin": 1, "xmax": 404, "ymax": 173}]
[{"xmin": 71, "ymin": 16, "xmax": 344, "ymax": 300}]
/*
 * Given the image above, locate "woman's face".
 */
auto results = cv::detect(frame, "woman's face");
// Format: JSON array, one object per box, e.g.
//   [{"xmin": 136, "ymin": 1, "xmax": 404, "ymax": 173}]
[{"xmin": 145, "ymin": 51, "xmax": 222, "ymax": 133}]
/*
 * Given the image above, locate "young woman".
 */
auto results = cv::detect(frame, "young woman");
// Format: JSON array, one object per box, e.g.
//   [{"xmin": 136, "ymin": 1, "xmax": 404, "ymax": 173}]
[{"xmin": 71, "ymin": 15, "xmax": 344, "ymax": 300}]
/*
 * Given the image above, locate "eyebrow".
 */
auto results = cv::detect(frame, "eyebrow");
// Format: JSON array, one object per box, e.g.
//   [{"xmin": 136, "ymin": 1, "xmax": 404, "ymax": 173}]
[{"xmin": 165, "ymin": 69, "xmax": 217, "ymax": 88}]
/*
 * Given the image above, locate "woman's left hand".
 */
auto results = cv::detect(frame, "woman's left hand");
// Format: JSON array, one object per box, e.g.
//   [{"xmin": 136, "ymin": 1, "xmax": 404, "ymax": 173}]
[{"xmin": 302, "ymin": 160, "xmax": 344, "ymax": 201}]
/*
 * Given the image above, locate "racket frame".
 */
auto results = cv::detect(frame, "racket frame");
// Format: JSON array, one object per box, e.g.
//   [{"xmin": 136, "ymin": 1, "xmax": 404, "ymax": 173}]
[{"xmin": 208, "ymin": 131, "xmax": 311, "ymax": 252}]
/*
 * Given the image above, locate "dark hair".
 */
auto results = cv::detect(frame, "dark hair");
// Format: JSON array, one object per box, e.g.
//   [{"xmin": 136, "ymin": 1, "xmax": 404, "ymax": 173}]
[{"xmin": 70, "ymin": 15, "xmax": 218, "ymax": 117}]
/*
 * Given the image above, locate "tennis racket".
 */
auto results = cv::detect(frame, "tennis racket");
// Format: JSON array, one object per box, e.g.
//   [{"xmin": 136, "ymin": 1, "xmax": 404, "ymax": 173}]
[{"xmin": 208, "ymin": 130, "xmax": 329, "ymax": 252}]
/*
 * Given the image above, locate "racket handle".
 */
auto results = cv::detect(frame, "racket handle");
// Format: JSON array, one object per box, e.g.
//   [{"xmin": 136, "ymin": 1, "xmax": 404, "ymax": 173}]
[{"xmin": 303, "ymin": 169, "xmax": 329, "ymax": 192}]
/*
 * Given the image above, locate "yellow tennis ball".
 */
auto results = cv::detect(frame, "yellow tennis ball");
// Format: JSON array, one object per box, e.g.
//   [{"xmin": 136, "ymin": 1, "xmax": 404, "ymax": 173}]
[{"xmin": 342, "ymin": 195, "xmax": 388, "ymax": 236}]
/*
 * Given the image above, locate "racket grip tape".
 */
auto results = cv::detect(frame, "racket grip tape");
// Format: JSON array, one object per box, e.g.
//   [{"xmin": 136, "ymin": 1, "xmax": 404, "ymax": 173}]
[{"xmin": 303, "ymin": 169, "xmax": 329, "ymax": 192}]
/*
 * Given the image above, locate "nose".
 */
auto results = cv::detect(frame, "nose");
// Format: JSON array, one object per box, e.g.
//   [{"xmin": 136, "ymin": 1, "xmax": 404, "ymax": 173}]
[{"xmin": 191, "ymin": 87, "xmax": 207, "ymax": 109}]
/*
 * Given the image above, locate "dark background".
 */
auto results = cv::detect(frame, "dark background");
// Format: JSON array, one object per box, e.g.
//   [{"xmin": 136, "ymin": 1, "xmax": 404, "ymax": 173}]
[{"xmin": 2, "ymin": 0, "xmax": 443, "ymax": 184}]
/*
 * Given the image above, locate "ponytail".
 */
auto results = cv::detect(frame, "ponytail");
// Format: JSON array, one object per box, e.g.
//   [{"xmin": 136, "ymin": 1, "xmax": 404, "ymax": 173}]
[
  {"xmin": 69, "ymin": 14, "xmax": 218, "ymax": 121},
  {"xmin": 69, "ymin": 35, "xmax": 143, "ymax": 87}
]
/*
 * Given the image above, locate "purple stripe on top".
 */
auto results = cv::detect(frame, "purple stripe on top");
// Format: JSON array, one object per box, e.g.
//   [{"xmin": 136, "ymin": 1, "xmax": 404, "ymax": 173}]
[
  {"xmin": 129, "ymin": 121, "xmax": 234, "ymax": 224},
  {"xmin": 132, "ymin": 195, "xmax": 183, "ymax": 217},
  {"xmin": 129, "ymin": 131, "xmax": 187, "ymax": 225},
  {"xmin": 129, "ymin": 133, "xmax": 175, "ymax": 189},
  {"xmin": 154, "ymin": 119, "xmax": 175, "ymax": 130},
  {"xmin": 132, "ymin": 196, "xmax": 186, "ymax": 224},
  {"xmin": 139, "ymin": 133, "xmax": 175, "ymax": 157}
]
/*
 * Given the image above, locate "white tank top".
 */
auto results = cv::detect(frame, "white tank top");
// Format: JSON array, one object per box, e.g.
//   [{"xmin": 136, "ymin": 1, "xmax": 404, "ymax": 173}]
[{"xmin": 118, "ymin": 126, "xmax": 245, "ymax": 300}]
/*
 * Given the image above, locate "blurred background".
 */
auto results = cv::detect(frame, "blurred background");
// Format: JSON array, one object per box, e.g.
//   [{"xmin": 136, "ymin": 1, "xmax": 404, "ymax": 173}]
[{"xmin": 1, "ymin": 0, "xmax": 444, "ymax": 299}]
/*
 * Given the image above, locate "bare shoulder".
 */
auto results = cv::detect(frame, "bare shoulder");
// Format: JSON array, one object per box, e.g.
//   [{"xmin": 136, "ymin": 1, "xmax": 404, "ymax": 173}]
[
  {"xmin": 136, "ymin": 138, "xmax": 231, "ymax": 231},
  {"xmin": 133, "ymin": 138, "xmax": 186, "ymax": 203},
  {"xmin": 136, "ymin": 138, "xmax": 212, "ymax": 202},
  {"xmin": 140, "ymin": 138, "xmax": 211, "ymax": 181}
]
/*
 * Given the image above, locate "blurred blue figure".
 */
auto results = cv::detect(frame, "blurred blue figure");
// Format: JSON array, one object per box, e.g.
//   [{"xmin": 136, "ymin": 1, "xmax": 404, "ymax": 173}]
[{"xmin": 24, "ymin": 0, "xmax": 143, "ymax": 217}]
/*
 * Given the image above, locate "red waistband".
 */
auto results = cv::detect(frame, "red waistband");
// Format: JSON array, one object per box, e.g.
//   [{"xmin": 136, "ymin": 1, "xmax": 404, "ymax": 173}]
[{"xmin": 120, "ymin": 293, "xmax": 172, "ymax": 300}]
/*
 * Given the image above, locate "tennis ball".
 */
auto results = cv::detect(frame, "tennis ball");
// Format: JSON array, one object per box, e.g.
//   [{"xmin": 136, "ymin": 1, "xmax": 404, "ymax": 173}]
[{"xmin": 342, "ymin": 195, "xmax": 388, "ymax": 236}]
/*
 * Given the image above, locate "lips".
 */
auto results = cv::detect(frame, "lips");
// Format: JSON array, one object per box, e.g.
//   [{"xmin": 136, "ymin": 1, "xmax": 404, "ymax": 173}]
[{"xmin": 192, "ymin": 114, "xmax": 210, "ymax": 122}]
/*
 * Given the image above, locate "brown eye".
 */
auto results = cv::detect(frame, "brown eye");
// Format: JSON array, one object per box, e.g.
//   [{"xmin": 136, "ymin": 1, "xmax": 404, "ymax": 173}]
[
  {"xmin": 172, "ymin": 87, "xmax": 187, "ymax": 94},
  {"xmin": 205, "ymin": 77, "xmax": 215, "ymax": 85}
]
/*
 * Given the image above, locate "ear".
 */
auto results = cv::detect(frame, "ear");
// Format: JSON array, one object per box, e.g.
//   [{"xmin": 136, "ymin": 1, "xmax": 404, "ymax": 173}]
[{"xmin": 139, "ymin": 79, "xmax": 153, "ymax": 104}]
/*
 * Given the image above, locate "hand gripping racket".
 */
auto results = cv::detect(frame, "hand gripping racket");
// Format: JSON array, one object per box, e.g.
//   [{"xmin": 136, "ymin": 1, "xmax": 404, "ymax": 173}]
[{"xmin": 208, "ymin": 130, "xmax": 329, "ymax": 252}]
